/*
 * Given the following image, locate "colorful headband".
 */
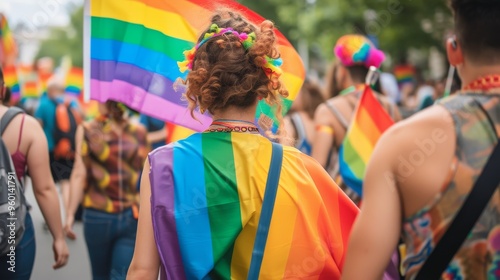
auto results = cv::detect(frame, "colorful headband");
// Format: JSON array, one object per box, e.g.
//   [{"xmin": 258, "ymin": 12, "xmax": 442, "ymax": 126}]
[
  {"xmin": 178, "ymin": 23, "xmax": 283, "ymax": 80},
  {"xmin": 334, "ymin": 35, "xmax": 385, "ymax": 69}
]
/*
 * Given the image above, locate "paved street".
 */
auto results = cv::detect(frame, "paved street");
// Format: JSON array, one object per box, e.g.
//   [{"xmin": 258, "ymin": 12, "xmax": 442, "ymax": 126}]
[{"xmin": 25, "ymin": 179, "xmax": 91, "ymax": 280}]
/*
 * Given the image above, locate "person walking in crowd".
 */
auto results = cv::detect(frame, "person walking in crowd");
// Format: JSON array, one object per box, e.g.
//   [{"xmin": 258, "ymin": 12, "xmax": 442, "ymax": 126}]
[
  {"xmin": 281, "ymin": 79, "xmax": 325, "ymax": 155},
  {"xmin": 126, "ymin": 10, "xmax": 375, "ymax": 280},
  {"xmin": 312, "ymin": 35, "xmax": 401, "ymax": 204},
  {"xmin": 0, "ymin": 67, "xmax": 69, "ymax": 280},
  {"xmin": 343, "ymin": 0, "xmax": 500, "ymax": 278},
  {"xmin": 34, "ymin": 77, "xmax": 81, "ymax": 218},
  {"xmin": 64, "ymin": 101, "xmax": 149, "ymax": 280}
]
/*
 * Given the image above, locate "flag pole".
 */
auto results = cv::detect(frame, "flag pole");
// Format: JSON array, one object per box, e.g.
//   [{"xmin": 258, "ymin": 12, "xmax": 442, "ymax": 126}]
[
  {"xmin": 83, "ymin": 0, "xmax": 91, "ymax": 102},
  {"xmin": 365, "ymin": 66, "xmax": 380, "ymax": 87},
  {"xmin": 443, "ymin": 65, "xmax": 455, "ymax": 98}
]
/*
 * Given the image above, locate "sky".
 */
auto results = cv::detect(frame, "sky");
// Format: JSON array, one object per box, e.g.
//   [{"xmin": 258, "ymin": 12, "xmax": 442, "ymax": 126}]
[{"xmin": 0, "ymin": 0, "xmax": 83, "ymax": 27}]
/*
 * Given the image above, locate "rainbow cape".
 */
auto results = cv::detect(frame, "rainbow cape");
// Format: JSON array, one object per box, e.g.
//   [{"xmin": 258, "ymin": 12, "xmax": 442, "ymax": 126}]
[
  {"xmin": 0, "ymin": 13, "xmax": 17, "ymax": 66},
  {"xmin": 149, "ymin": 132, "xmax": 358, "ymax": 279},
  {"xmin": 3, "ymin": 64, "xmax": 20, "ymax": 103},
  {"xmin": 86, "ymin": 0, "xmax": 304, "ymax": 132},
  {"xmin": 338, "ymin": 86, "xmax": 394, "ymax": 196},
  {"xmin": 166, "ymin": 122, "xmax": 195, "ymax": 143}
]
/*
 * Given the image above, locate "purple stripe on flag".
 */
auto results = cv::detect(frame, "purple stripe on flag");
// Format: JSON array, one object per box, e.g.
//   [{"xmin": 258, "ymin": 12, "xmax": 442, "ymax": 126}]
[
  {"xmin": 91, "ymin": 59, "xmax": 115, "ymax": 81},
  {"xmin": 148, "ymin": 146, "xmax": 186, "ymax": 280},
  {"xmin": 91, "ymin": 59, "xmax": 185, "ymax": 106},
  {"xmin": 90, "ymin": 79, "xmax": 211, "ymax": 131}
]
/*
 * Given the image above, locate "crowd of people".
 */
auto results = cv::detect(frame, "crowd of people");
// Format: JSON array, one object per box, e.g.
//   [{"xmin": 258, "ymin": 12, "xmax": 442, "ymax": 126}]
[{"xmin": 1, "ymin": 0, "xmax": 499, "ymax": 279}]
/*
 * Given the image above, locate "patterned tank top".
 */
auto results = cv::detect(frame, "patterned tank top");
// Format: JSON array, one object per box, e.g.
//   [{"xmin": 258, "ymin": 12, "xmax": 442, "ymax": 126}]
[
  {"xmin": 402, "ymin": 93, "xmax": 500, "ymax": 279},
  {"xmin": 81, "ymin": 119, "xmax": 149, "ymax": 213}
]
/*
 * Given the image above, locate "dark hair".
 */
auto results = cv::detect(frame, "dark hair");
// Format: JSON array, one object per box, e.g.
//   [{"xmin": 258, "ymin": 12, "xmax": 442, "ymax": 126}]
[
  {"xmin": 183, "ymin": 9, "xmax": 288, "ymax": 130},
  {"xmin": 451, "ymin": 0, "xmax": 500, "ymax": 64},
  {"xmin": 3, "ymin": 87, "xmax": 11, "ymax": 105},
  {"xmin": 105, "ymin": 101, "xmax": 126, "ymax": 123},
  {"xmin": 301, "ymin": 79, "xmax": 325, "ymax": 119},
  {"xmin": 346, "ymin": 65, "xmax": 369, "ymax": 84},
  {"xmin": 324, "ymin": 63, "xmax": 342, "ymax": 99},
  {"xmin": 0, "ymin": 66, "xmax": 4, "ymax": 82}
]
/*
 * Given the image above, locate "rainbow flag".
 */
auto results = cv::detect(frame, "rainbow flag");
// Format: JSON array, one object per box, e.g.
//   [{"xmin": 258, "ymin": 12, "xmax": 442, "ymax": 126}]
[
  {"xmin": 166, "ymin": 122, "xmax": 195, "ymax": 143},
  {"xmin": 87, "ymin": 0, "xmax": 305, "ymax": 132},
  {"xmin": 149, "ymin": 132, "xmax": 358, "ymax": 279},
  {"xmin": 338, "ymin": 86, "xmax": 394, "ymax": 196},
  {"xmin": 65, "ymin": 67, "xmax": 84, "ymax": 96},
  {"xmin": 394, "ymin": 64, "xmax": 416, "ymax": 87},
  {"xmin": 0, "ymin": 13, "xmax": 17, "ymax": 66},
  {"xmin": 3, "ymin": 64, "xmax": 20, "ymax": 103},
  {"xmin": 38, "ymin": 71, "xmax": 52, "ymax": 94},
  {"xmin": 22, "ymin": 80, "xmax": 40, "ymax": 99}
]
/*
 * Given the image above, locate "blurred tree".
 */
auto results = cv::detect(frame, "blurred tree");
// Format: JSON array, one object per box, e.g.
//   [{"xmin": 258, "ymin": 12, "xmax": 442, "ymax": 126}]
[
  {"xmin": 239, "ymin": 0, "xmax": 452, "ymax": 69},
  {"xmin": 35, "ymin": 5, "xmax": 83, "ymax": 67}
]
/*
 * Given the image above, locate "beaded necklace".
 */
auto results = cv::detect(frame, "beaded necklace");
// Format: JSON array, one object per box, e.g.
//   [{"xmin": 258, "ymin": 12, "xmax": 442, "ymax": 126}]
[
  {"xmin": 205, "ymin": 119, "xmax": 260, "ymax": 133},
  {"xmin": 463, "ymin": 74, "xmax": 500, "ymax": 93}
]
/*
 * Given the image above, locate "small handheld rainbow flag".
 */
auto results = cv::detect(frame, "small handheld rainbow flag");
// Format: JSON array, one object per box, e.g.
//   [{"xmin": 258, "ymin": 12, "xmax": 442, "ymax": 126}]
[
  {"xmin": 65, "ymin": 67, "xmax": 84, "ymax": 96},
  {"xmin": 87, "ymin": 0, "xmax": 304, "ymax": 132},
  {"xmin": 3, "ymin": 64, "xmax": 20, "ymax": 103},
  {"xmin": 0, "ymin": 13, "xmax": 17, "ymax": 66},
  {"xmin": 393, "ymin": 64, "xmax": 416, "ymax": 88},
  {"xmin": 338, "ymin": 83, "xmax": 394, "ymax": 196},
  {"xmin": 22, "ymin": 80, "xmax": 40, "ymax": 99}
]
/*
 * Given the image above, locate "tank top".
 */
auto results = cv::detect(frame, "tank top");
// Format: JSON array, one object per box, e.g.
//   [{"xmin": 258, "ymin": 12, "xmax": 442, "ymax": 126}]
[
  {"xmin": 402, "ymin": 94, "xmax": 500, "ymax": 279},
  {"xmin": 9, "ymin": 114, "xmax": 27, "ymax": 180},
  {"xmin": 290, "ymin": 113, "xmax": 312, "ymax": 155}
]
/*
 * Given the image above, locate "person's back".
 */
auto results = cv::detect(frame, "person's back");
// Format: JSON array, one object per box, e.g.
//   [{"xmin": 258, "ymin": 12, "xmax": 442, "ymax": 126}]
[
  {"xmin": 0, "ymin": 70, "xmax": 69, "ymax": 279},
  {"xmin": 342, "ymin": 0, "xmax": 500, "ymax": 278},
  {"xmin": 127, "ymin": 10, "xmax": 363, "ymax": 280},
  {"xmin": 149, "ymin": 132, "xmax": 357, "ymax": 279},
  {"xmin": 398, "ymin": 94, "xmax": 500, "ymax": 278},
  {"xmin": 312, "ymin": 35, "xmax": 401, "ymax": 202}
]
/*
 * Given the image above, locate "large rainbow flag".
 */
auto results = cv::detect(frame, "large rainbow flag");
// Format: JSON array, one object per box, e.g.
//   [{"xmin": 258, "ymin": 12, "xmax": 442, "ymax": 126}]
[
  {"xmin": 3, "ymin": 64, "xmax": 20, "ymax": 104},
  {"xmin": 86, "ymin": 0, "xmax": 305, "ymax": 132},
  {"xmin": 149, "ymin": 132, "xmax": 358, "ymax": 279},
  {"xmin": 0, "ymin": 13, "xmax": 17, "ymax": 66},
  {"xmin": 338, "ymin": 86, "xmax": 394, "ymax": 196}
]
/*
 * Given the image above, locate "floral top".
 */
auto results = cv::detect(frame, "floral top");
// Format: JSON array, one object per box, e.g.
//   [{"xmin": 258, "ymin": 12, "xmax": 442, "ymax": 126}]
[
  {"xmin": 402, "ymin": 94, "xmax": 500, "ymax": 279},
  {"xmin": 81, "ymin": 118, "xmax": 148, "ymax": 213}
]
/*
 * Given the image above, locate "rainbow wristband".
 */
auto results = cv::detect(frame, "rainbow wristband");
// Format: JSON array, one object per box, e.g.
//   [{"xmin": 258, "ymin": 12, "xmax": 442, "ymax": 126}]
[{"xmin": 316, "ymin": 125, "xmax": 334, "ymax": 135}]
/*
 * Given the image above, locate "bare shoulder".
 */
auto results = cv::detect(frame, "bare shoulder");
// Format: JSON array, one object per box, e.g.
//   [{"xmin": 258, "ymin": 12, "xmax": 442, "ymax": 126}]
[
  {"xmin": 22, "ymin": 114, "xmax": 44, "ymax": 135},
  {"xmin": 377, "ymin": 105, "xmax": 455, "ymax": 160},
  {"xmin": 314, "ymin": 102, "xmax": 334, "ymax": 123}
]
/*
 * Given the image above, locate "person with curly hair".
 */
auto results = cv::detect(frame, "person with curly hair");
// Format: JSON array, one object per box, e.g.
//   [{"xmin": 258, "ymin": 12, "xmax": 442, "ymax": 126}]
[
  {"xmin": 342, "ymin": 0, "xmax": 500, "ymax": 279},
  {"xmin": 127, "ymin": 9, "xmax": 361, "ymax": 280}
]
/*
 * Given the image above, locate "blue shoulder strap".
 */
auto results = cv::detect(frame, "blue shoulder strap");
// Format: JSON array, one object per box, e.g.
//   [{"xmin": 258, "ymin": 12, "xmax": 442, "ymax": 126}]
[{"xmin": 247, "ymin": 142, "xmax": 284, "ymax": 280}]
